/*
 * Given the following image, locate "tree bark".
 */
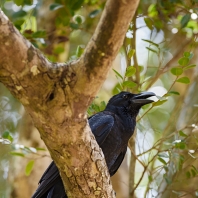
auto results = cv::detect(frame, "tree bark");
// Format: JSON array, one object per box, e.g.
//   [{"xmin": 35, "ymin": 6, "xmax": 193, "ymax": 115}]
[{"xmin": 0, "ymin": 0, "xmax": 140, "ymax": 197}]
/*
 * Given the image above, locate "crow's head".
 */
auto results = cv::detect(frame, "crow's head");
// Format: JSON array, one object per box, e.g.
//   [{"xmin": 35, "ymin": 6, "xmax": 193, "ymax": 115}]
[{"xmin": 106, "ymin": 91, "xmax": 155, "ymax": 114}]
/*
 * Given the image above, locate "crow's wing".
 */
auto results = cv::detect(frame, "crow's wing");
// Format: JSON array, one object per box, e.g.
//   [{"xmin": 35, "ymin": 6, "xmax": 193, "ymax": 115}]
[
  {"xmin": 88, "ymin": 111, "xmax": 115, "ymax": 145},
  {"xmin": 31, "ymin": 161, "xmax": 66, "ymax": 198},
  {"xmin": 109, "ymin": 148, "xmax": 127, "ymax": 176},
  {"xmin": 44, "ymin": 179, "xmax": 67, "ymax": 198}
]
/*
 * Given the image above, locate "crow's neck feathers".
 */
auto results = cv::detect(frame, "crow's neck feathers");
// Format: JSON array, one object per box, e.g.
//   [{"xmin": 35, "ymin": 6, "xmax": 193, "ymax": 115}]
[
  {"xmin": 105, "ymin": 104, "xmax": 139, "ymax": 119},
  {"xmin": 105, "ymin": 105, "xmax": 136, "ymax": 137}
]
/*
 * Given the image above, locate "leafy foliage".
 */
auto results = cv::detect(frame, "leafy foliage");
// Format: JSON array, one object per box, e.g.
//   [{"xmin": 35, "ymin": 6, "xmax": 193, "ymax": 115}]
[
  {"xmin": 1, "ymin": 0, "xmax": 105, "ymax": 62},
  {"xmin": 25, "ymin": 160, "xmax": 34, "ymax": 176},
  {"xmin": 87, "ymin": 100, "xmax": 106, "ymax": 116}
]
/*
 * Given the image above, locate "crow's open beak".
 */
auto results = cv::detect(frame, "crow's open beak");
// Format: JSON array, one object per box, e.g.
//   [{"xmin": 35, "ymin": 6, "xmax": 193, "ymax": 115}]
[{"xmin": 132, "ymin": 92, "xmax": 155, "ymax": 105}]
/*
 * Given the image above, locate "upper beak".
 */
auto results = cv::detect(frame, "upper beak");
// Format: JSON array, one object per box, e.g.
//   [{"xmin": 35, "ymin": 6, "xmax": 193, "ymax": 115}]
[{"xmin": 131, "ymin": 92, "xmax": 155, "ymax": 105}]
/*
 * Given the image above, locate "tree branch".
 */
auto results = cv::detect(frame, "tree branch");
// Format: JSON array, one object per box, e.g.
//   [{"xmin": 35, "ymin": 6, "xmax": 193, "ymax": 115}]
[{"xmin": 73, "ymin": 0, "xmax": 140, "ymax": 106}]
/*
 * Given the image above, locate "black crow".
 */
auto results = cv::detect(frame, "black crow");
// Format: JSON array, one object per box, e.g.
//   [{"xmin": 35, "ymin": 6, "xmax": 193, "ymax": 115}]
[{"xmin": 32, "ymin": 91, "xmax": 155, "ymax": 198}]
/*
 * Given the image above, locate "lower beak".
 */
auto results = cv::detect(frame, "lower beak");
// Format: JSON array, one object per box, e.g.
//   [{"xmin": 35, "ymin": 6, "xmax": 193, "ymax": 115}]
[{"xmin": 132, "ymin": 92, "xmax": 155, "ymax": 105}]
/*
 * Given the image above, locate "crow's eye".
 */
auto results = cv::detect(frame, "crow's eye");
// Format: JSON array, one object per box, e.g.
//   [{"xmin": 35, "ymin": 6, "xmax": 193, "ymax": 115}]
[{"xmin": 123, "ymin": 94, "xmax": 128, "ymax": 99}]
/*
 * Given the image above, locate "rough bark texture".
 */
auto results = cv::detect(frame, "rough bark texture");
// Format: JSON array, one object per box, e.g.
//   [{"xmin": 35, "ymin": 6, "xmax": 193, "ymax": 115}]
[{"xmin": 0, "ymin": 0, "xmax": 140, "ymax": 197}]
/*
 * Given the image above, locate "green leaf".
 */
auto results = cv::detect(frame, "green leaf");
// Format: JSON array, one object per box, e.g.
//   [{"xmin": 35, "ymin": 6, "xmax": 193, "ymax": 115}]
[
  {"xmin": 163, "ymin": 165, "xmax": 169, "ymax": 172},
  {"xmin": 70, "ymin": 23, "xmax": 79, "ymax": 29},
  {"xmin": 21, "ymin": 16, "xmax": 36, "ymax": 32},
  {"xmin": 142, "ymin": 39, "xmax": 158, "ymax": 47},
  {"xmin": 181, "ymin": 14, "xmax": 191, "ymax": 28},
  {"xmin": 54, "ymin": 46, "xmax": 65, "ymax": 55},
  {"xmin": 14, "ymin": 19, "xmax": 25, "ymax": 30},
  {"xmin": 138, "ymin": 65, "xmax": 144, "ymax": 72},
  {"xmin": 168, "ymin": 91, "xmax": 180, "ymax": 95},
  {"xmin": 128, "ymin": 49, "xmax": 135, "ymax": 59},
  {"xmin": 176, "ymin": 77, "xmax": 190, "ymax": 84},
  {"xmin": 49, "ymin": 3, "xmax": 64, "ymax": 11},
  {"xmin": 183, "ymin": 51, "xmax": 194, "ymax": 59},
  {"xmin": 2, "ymin": 131, "xmax": 13, "ymax": 143},
  {"xmin": 24, "ymin": 0, "xmax": 33, "ymax": 5},
  {"xmin": 10, "ymin": 152, "xmax": 25, "ymax": 157},
  {"xmin": 122, "ymin": 81, "xmax": 137, "ymax": 88},
  {"xmin": 148, "ymin": 4, "xmax": 158, "ymax": 17},
  {"xmin": 125, "ymin": 66, "xmax": 136, "ymax": 77},
  {"xmin": 71, "ymin": 0, "xmax": 84, "ymax": 10},
  {"xmin": 12, "ymin": 10, "xmax": 27, "ymax": 18},
  {"xmin": 100, "ymin": 101, "xmax": 106, "ymax": 111},
  {"xmin": 58, "ymin": 16, "xmax": 70, "ymax": 26},
  {"xmin": 191, "ymin": 165, "xmax": 198, "ymax": 173},
  {"xmin": 87, "ymin": 108, "xmax": 93, "ymax": 116},
  {"xmin": 112, "ymin": 83, "xmax": 122, "ymax": 95},
  {"xmin": 76, "ymin": 45, "xmax": 84, "ymax": 57},
  {"xmin": 146, "ymin": 47, "xmax": 158, "ymax": 54},
  {"xmin": 178, "ymin": 57, "xmax": 189, "ymax": 66},
  {"xmin": 152, "ymin": 99, "xmax": 167, "ymax": 107},
  {"xmin": 36, "ymin": 147, "xmax": 46, "ymax": 151},
  {"xmin": 179, "ymin": 130, "xmax": 188, "ymax": 137},
  {"xmin": 178, "ymin": 155, "xmax": 184, "ymax": 170},
  {"xmin": 144, "ymin": 17, "xmax": 153, "ymax": 30},
  {"xmin": 14, "ymin": 0, "xmax": 24, "ymax": 6},
  {"xmin": 191, "ymin": 169, "xmax": 197, "ymax": 177},
  {"xmin": 183, "ymin": 52, "xmax": 191, "ymax": 57},
  {"xmin": 91, "ymin": 104, "xmax": 100, "ymax": 113},
  {"xmin": 186, "ymin": 171, "xmax": 191, "ymax": 178},
  {"xmin": 74, "ymin": 16, "xmax": 83, "ymax": 24},
  {"xmin": 171, "ymin": 67, "xmax": 183, "ymax": 76},
  {"xmin": 32, "ymin": 31, "xmax": 46, "ymax": 38},
  {"xmin": 148, "ymin": 175, "xmax": 153, "ymax": 182},
  {"xmin": 113, "ymin": 69, "xmax": 123, "ymax": 80},
  {"xmin": 25, "ymin": 160, "xmax": 34, "ymax": 176},
  {"xmin": 158, "ymin": 157, "xmax": 167, "ymax": 165},
  {"xmin": 89, "ymin": 9, "xmax": 101, "ymax": 18},
  {"xmin": 175, "ymin": 142, "xmax": 186, "ymax": 149},
  {"xmin": 184, "ymin": 64, "xmax": 196, "ymax": 70}
]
